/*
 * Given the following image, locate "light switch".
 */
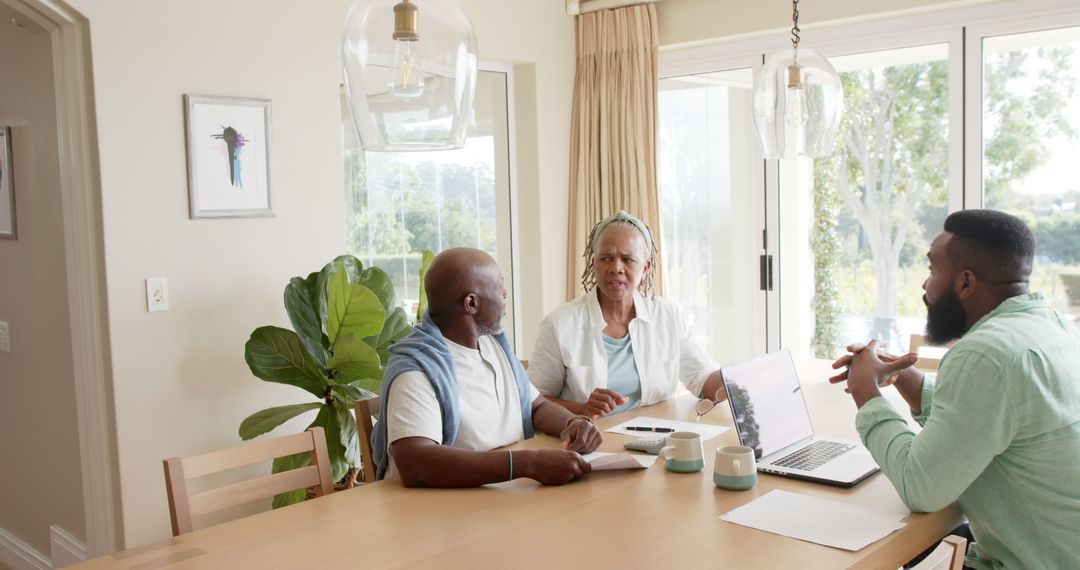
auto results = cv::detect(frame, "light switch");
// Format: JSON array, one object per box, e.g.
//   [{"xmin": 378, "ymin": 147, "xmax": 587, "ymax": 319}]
[
  {"xmin": 0, "ymin": 321, "xmax": 9, "ymax": 352},
  {"xmin": 146, "ymin": 277, "xmax": 169, "ymax": 312}
]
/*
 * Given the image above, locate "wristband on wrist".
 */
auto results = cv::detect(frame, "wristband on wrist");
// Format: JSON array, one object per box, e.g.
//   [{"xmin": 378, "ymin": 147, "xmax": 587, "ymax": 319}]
[
  {"xmin": 507, "ymin": 450, "xmax": 513, "ymax": 481},
  {"xmin": 564, "ymin": 414, "xmax": 592, "ymax": 429}
]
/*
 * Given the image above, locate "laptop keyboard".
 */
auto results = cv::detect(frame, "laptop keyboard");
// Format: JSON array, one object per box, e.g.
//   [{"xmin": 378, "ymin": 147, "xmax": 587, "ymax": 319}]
[{"xmin": 771, "ymin": 441, "xmax": 855, "ymax": 472}]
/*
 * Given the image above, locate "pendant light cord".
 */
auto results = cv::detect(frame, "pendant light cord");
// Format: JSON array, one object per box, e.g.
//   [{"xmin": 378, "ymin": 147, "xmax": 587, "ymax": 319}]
[{"xmin": 790, "ymin": 0, "xmax": 801, "ymax": 51}]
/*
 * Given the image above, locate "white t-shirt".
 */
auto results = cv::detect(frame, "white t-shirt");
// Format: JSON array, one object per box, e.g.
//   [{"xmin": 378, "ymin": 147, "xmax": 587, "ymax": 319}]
[{"xmin": 384, "ymin": 335, "xmax": 540, "ymax": 478}]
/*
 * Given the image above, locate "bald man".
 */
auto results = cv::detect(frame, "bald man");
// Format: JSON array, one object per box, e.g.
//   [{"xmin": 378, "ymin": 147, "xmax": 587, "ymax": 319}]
[{"xmin": 370, "ymin": 248, "xmax": 603, "ymax": 487}]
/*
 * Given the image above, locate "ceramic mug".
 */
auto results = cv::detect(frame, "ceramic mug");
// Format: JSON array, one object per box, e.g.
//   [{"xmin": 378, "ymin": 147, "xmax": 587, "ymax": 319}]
[
  {"xmin": 713, "ymin": 445, "xmax": 757, "ymax": 490},
  {"xmin": 660, "ymin": 432, "xmax": 704, "ymax": 473}
]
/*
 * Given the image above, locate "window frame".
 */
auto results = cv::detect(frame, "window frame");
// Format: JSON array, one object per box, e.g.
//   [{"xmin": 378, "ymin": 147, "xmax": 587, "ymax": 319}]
[{"xmin": 658, "ymin": 0, "xmax": 1080, "ymax": 355}]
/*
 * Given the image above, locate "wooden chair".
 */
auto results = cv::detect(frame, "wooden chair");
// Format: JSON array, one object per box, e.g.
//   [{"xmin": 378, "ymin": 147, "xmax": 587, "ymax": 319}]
[
  {"xmin": 910, "ymin": 535, "xmax": 967, "ymax": 570},
  {"xmin": 354, "ymin": 397, "xmax": 381, "ymax": 484},
  {"xmin": 909, "ymin": 333, "xmax": 951, "ymax": 372},
  {"xmin": 163, "ymin": 427, "xmax": 333, "ymax": 536}
]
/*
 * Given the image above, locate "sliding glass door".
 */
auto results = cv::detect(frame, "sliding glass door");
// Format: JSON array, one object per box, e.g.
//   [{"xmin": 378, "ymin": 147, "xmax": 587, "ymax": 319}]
[
  {"xmin": 970, "ymin": 22, "xmax": 1080, "ymax": 324},
  {"xmin": 777, "ymin": 41, "xmax": 961, "ymax": 358},
  {"xmin": 659, "ymin": 2, "xmax": 1080, "ymax": 363},
  {"xmin": 658, "ymin": 66, "xmax": 767, "ymax": 365}
]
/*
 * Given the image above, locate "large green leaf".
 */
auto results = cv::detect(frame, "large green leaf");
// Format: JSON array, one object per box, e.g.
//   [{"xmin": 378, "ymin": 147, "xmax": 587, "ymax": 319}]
[
  {"xmin": 245, "ymin": 327, "xmax": 328, "ymax": 398},
  {"xmin": 238, "ymin": 402, "xmax": 322, "ymax": 440},
  {"xmin": 347, "ymin": 377, "xmax": 383, "ymax": 394},
  {"xmin": 327, "ymin": 270, "xmax": 385, "ymax": 345},
  {"xmin": 334, "ymin": 396, "xmax": 360, "ymax": 468},
  {"xmin": 330, "ymin": 333, "xmax": 382, "ymax": 382},
  {"xmin": 416, "ymin": 250, "xmax": 435, "ymax": 321},
  {"xmin": 355, "ymin": 266, "xmax": 397, "ymax": 313},
  {"xmin": 271, "ymin": 452, "xmax": 311, "ymax": 508},
  {"xmin": 329, "ymin": 382, "xmax": 376, "ymax": 402},
  {"xmin": 310, "ymin": 403, "xmax": 351, "ymax": 482},
  {"xmin": 284, "ymin": 272, "xmax": 328, "ymax": 369},
  {"xmin": 316, "ymin": 256, "xmax": 364, "ymax": 326},
  {"xmin": 366, "ymin": 307, "xmax": 411, "ymax": 360}
]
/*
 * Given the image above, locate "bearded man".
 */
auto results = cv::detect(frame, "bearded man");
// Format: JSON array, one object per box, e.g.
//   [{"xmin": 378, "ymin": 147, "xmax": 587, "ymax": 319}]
[{"xmin": 831, "ymin": 209, "xmax": 1080, "ymax": 570}]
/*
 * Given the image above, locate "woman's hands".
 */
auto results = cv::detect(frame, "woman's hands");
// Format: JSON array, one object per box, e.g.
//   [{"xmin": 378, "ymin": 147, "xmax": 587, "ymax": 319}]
[{"xmin": 582, "ymin": 388, "xmax": 629, "ymax": 418}]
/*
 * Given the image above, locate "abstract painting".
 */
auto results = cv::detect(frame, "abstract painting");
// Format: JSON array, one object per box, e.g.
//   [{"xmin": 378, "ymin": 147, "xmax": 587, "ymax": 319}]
[
  {"xmin": 184, "ymin": 95, "xmax": 273, "ymax": 218},
  {"xmin": 0, "ymin": 127, "xmax": 14, "ymax": 239}
]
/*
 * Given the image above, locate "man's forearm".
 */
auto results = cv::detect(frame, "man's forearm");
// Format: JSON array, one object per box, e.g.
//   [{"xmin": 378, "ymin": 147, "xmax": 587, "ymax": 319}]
[
  {"xmin": 894, "ymin": 368, "xmax": 926, "ymax": 415},
  {"xmin": 532, "ymin": 398, "xmax": 578, "ymax": 436},
  {"xmin": 393, "ymin": 441, "xmax": 512, "ymax": 488},
  {"xmin": 540, "ymin": 395, "xmax": 586, "ymax": 416}
]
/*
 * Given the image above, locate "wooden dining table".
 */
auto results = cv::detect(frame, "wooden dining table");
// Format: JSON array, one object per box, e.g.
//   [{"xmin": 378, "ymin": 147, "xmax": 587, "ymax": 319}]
[{"xmin": 74, "ymin": 359, "xmax": 962, "ymax": 569}]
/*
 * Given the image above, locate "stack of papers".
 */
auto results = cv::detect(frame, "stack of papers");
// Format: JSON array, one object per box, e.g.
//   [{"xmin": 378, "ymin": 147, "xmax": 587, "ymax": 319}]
[
  {"xmin": 719, "ymin": 490, "xmax": 907, "ymax": 551},
  {"xmin": 605, "ymin": 416, "xmax": 729, "ymax": 441},
  {"xmin": 580, "ymin": 452, "xmax": 657, "ymax": 471}
]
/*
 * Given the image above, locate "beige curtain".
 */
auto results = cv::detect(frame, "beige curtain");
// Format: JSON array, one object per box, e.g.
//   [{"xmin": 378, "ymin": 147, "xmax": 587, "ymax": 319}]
[{"xmin": 566, "ymin": 3, "xmax": 662, "ymax": 301}]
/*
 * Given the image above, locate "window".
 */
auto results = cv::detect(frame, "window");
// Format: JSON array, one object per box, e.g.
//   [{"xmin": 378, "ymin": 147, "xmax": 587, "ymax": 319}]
[
  {"xmin": 660, "ymin": 2, "xmax": 1080, "ymax": 361},
  {"xmin": 658, "ymin": 68, "xmax": 765, "ymax": 364},
  {"xmin": 980, "ymin": 26, "xmax": 1080, "ymax": 322},
  {"xmin": 783, "ymin": 44, "xmax": 954, "ymax": 357},
  {"xmin": 342, "ymin": 68, "xmax": 518, "ymax": 345}
]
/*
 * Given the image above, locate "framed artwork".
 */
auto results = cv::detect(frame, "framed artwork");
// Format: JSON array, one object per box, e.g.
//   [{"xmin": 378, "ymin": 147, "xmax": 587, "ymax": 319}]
[
  {"xmin": 0, "ymin": 127, "xmax": 15, "ymax": 239},
  {"xmin": 184, "ymin": 95, "xmax": 273, "ymax": 219}
]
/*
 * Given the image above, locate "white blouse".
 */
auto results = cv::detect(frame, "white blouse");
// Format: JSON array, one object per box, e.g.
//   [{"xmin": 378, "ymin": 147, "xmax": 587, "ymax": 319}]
[{"xmin": 528, "ymin": 291, "xmax": 718, "ymax": 406}]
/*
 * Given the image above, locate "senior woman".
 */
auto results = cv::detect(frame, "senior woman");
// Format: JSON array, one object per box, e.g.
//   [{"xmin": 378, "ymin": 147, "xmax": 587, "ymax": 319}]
[{"xmin": 529, "ymin": 211, "xmax": 727, "ymax": 418}]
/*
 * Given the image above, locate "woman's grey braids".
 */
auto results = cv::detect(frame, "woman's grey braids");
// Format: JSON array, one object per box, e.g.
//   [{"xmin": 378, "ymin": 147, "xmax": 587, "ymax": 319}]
[{"xmin": 579, "ymin": 210, "xmax": 659, "ymax": 297}]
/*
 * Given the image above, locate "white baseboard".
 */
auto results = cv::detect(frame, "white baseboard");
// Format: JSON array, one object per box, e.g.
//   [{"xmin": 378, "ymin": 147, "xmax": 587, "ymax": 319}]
[
  {"xmin": 0, "ymin": 527, "xmax": 50, "ymax": 570},
  {"xmin": 49, "ymin": 526, "xmax": 86, "ymax": 568}
]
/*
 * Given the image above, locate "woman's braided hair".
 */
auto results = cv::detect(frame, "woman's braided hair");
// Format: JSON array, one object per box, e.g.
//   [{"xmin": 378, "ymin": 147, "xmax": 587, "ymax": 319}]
[{"xmin": 580, "ymin": 210, "xmax": 659, "ymax": 298}]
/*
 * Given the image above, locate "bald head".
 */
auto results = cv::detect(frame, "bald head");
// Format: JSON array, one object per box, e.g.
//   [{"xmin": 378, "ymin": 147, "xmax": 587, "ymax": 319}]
[{"xmin": 424, "ymin": 249, "xmax": 505, "ymax": 339}]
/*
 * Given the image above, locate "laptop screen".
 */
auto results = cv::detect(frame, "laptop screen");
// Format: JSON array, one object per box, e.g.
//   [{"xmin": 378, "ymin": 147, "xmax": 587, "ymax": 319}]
[{"xmin": 722, "ymin": 350, "xmax": 814, "ymax": 459}]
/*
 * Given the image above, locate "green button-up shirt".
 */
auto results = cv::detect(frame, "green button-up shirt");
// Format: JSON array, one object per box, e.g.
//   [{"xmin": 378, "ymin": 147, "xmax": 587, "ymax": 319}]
[{"xmin": 856, "ymin": 293, "xmax": 1080, "ymax": 570}]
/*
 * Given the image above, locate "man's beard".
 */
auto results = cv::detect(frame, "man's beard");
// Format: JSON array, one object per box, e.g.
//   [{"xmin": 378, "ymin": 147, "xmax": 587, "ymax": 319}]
[
  {"xmin": 477, "ymin": 320, "xmax": 503, "ymax": 337},
  {"xmin": 924, "ymin": 289, "xmax": 968, "ymax": 345}
]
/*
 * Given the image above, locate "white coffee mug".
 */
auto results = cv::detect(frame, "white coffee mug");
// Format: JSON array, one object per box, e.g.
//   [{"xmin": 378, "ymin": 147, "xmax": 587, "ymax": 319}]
[
  {"xmin": 660, "ymin": 432, "xmax": 704, "ymax": 473},
  {"xmin": 713, "ymin": 445, "xmax": 757, "ymax": 490}
]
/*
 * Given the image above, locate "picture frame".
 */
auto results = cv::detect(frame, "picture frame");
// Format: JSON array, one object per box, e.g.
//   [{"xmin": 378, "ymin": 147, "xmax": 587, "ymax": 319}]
[
  {"xmin": 184, "ymin": 95, "xmax": 273, "ymax": 219},
  {"xmin": 0, "ymin": 126, "xmax": 15, "ymax": 239}
]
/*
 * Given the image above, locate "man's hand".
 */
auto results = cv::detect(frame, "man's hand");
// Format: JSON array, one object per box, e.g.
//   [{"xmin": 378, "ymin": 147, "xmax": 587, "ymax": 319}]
[
  {"xmin": 830, "ymin": 340, "xmax": 917, "ymax": 408},
  {"xmin": 559, "ymin": 418, "xmax": 602, "ymax": 453},
  {"xmin": 519, "ymin": 449, "xmax": 592, "ymax": 485},
  {"xmin": 583, "ymin": 388, "xmax": 628, "ymax": 418}
]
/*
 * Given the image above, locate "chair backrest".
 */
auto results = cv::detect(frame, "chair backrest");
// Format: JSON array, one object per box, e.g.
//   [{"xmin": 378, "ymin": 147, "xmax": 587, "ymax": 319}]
[
  {"xmin": 910, "ymin": 535, "xmax": 967, "ymax": 570},
  {"xmin": 163, "ymin": 427, "xmax": 333, "ymax": 536},
  {"xmin": 354, "ymin": 397, "xmax": 381, "ymax": 484},
  {"xmin": 909, "ymin": 333, "xmax": 950, "ymax": 372}
]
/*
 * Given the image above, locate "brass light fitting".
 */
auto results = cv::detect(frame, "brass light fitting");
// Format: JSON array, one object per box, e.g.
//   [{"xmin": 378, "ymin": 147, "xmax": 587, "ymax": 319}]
[{"xmin": 393, "ymin": 0, "xmax": 420, "ymax": 41}]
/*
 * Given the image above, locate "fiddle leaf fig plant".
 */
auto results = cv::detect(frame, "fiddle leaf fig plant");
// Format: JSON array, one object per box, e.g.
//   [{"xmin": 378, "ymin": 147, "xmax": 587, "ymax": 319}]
[{"xmin": 239, "ymin": 255, "xmax": 411, "ymax": 507}]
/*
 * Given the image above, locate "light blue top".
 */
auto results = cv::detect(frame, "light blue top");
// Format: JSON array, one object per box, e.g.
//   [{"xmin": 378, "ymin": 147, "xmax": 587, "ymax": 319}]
[
  {"xmin": 603, "ymin": 332, "xmax": 641, "ymax": 414},
  {"xmin": 855, "ymin": 293, "xmax": 1080, "ymax": 569}
]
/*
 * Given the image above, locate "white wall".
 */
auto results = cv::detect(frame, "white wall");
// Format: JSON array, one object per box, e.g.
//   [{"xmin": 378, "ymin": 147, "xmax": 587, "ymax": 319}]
[
  {"xmin": 0, "ymin": 8, "xmax": 86, "ymax": 558},
  {"xmin": 63, "ymin": 0, "xmax": 574, "ymax": 548}
]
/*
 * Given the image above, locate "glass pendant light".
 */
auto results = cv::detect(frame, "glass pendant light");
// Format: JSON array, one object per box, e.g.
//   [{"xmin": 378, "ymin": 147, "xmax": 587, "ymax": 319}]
[
  {"xmin": 752, "ymin": 0, "xmax": 843, "ymax": 158},
  {"xmin": 341, "ymin": 0, "xmax": 478, "ymax": 151}
]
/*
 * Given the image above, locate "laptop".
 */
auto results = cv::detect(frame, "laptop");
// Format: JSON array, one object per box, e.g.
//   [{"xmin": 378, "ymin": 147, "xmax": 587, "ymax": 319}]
[{"xmin": 721, "ymin": 350, "xmax": 879, "ymax": 487}]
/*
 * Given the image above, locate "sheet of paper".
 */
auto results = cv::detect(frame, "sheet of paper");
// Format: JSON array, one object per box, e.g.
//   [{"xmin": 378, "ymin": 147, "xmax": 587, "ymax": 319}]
[
  {"xmin": 719, "ymin": 490, "xmax": 907, "ymax": 551},
  {"xmin": 581, "ymin": 451, "xmax": 657, "ymax": 470},
  {"xmin": 605, "ymin": 416, "xmax": 729, "ymax": 441}
]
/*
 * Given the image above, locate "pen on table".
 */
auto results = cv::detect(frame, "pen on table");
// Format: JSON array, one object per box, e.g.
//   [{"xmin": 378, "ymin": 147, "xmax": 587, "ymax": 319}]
[{"xmin": 626, "ymin": 426, "xmax": 674, "ymax": 432}]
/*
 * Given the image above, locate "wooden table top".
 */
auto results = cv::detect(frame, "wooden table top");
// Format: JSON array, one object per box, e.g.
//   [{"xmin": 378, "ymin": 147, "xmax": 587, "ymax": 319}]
[{"xmin": 75, "ymin": 359, "xmax": 961, "ymax": 569}]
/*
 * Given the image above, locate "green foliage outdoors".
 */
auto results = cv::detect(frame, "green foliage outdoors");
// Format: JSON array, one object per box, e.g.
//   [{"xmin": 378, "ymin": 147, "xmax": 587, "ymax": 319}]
[
  {"xmin": 813, "ymin": 43, "xmax": 1078, "ymax": 354},
  {"xmin": 239, "ymin": 256, "xmax": 412, "ymax": 507},
  {"xmin": 343, "ymin": 149, "xmax": 498, "ymax": 300},
  {"xmin": 811, "ymin": 152, "xmax": 843, "ymax": 358}
]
